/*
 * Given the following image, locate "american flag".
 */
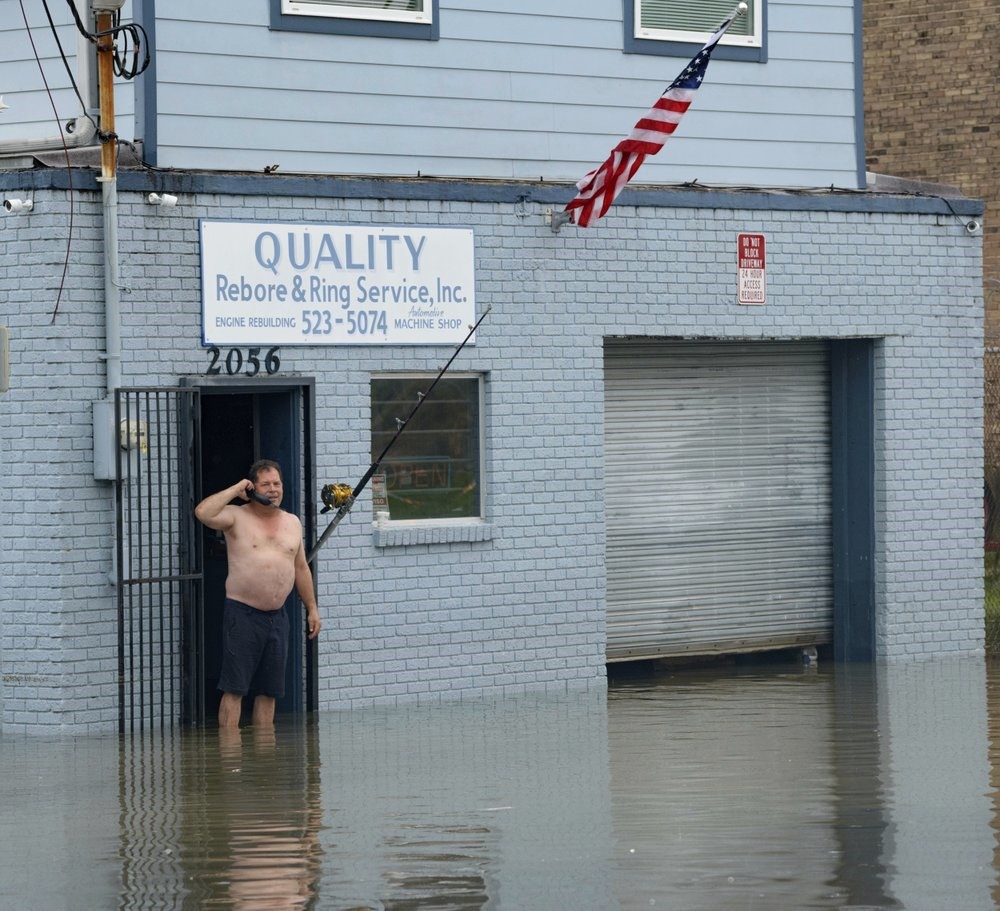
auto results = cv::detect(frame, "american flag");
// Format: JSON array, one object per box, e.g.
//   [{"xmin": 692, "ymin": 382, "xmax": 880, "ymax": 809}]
[{"xmin": 563, "ymin": 9, "xmax": 742, "ymax": 228}]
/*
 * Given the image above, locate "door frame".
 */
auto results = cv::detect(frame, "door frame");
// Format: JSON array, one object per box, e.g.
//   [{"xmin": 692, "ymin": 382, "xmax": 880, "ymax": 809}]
[{"xmin": 182, "ymin": 375, "xmax": 318, "ymax": 723}]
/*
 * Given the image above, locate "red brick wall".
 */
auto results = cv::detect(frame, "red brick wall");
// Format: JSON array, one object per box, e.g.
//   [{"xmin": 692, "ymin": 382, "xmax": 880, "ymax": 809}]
[{"xmin": 863, "ymin": 0, "xmax": 999, "ymax": 330}]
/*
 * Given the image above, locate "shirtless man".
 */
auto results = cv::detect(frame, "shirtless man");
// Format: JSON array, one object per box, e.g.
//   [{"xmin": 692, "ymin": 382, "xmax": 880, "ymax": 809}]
[{"xmin": 195, "ymin": 459, "xmax": 321, "ymax": 729}]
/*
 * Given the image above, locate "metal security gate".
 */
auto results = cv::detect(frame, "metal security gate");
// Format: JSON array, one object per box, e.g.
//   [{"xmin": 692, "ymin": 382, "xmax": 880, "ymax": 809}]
[
  {"xmin": 116, "ymin": 387, "xmax": 202, "ymax": 733},
  {"xmin": 604, "ymin": 339, "xmax": 833, "ymax": 661}
]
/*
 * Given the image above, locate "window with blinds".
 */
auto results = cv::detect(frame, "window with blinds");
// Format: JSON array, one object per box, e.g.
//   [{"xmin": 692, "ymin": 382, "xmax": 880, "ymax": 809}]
[
  {"xmin": 282, "ymin": 0, "xmax": 431, "ymax": 24},
  {"xmin": 635, "ymin": 0, "xmax": 761, "ymax": 48}
]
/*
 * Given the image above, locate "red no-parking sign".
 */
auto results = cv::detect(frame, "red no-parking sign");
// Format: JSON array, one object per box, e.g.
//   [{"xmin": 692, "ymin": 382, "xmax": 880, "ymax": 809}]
[{"xmin": 738, "ymin": 233, "xmax": 766, "ymax": 305}]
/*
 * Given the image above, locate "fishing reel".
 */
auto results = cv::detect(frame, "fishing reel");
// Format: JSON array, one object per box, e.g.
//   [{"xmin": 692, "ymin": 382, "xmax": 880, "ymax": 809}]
[{"xmin": 320, "ymin": 483, "xmax": 354, "ymax": 514}]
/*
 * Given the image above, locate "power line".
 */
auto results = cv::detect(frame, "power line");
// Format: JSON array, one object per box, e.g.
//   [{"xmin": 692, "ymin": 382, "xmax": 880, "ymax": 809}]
[{"xmin": 17, "ymin": 0, "xmax": 74, "ymax": 325}]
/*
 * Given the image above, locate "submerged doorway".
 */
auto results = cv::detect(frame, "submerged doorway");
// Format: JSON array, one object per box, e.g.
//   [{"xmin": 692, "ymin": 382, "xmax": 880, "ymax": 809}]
[
  {"xmin": 602, "ymin": 338, "xmax": 875, "ymax": 664},
  {"xmin": 604, "ymin": 339, "xmax": 834, "ymax": 661},
  {"xmin": 192, "ymin": 378, "xmax": 317, "ymax": 725}
]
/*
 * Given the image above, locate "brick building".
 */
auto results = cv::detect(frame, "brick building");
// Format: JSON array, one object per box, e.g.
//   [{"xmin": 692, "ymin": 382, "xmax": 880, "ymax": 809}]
[
  {"xmin": 863, "ymin": 1, "xmax": 999, "ymax": 514},
  {"xmin": 0, "ymin": 2, "xmax": 986, "ymax": 732},
  {"xmin": 863, "ymin": 1, "xmax": 997, "ymax": 325}
]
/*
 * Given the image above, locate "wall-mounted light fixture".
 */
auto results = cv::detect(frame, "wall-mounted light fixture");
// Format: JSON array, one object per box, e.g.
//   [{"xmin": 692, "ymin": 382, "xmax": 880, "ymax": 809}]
[
  {"xmin": 147, "ymin": 192, "xmax": 178, "ymax": 207},
  {"xmin": 3, "ymin": 198, "xmax": 32, "ymax": 213}
]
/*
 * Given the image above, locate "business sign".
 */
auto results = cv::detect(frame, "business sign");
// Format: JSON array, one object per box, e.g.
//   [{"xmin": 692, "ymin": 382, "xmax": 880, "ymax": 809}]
[
  {"xmin": 200, "ymin": 221, "xmax": 476, "ymax": 345},
  {"xmin": 737, "ymin": 232, "xmax": 766, "ymax": 305}
]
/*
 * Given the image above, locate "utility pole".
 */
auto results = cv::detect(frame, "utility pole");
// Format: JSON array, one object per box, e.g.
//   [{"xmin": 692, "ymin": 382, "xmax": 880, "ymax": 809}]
[
  {"xmin": 91, "ymin": 0, "xmax": 125, "ymax": 483},
  {"xmin": 93, "ymin": 0, "xmax": 124, "ymax": 395},
  {"xmin": 94, "ymin": 1, "xmax": 119, "ymax": 182}
]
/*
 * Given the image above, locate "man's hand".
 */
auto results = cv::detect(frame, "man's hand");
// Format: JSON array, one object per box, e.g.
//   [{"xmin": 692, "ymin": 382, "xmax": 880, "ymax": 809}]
[{"xmin": 307, "ymin": 607, "xmax": 322, "ymax": 640}]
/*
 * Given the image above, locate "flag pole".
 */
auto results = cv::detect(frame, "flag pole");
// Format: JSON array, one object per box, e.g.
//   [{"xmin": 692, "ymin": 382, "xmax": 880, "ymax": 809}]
[{"xmin": 730, "ymin": 2, "xmax": 749, "ymax": 22}]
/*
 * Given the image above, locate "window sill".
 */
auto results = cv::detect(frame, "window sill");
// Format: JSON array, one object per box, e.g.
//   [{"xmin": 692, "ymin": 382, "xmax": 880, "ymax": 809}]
[
  {"xmin": 372, "ymin": 521, "xmax": 493, "ymax": 548},
  {"xmin": 624, "ymin": 36, "xmax": 765, "ymax": 62}
]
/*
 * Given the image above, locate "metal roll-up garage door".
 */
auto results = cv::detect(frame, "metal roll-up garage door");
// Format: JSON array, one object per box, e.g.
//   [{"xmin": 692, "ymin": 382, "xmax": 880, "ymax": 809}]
[{"xmin": 604, "ymin": 339, "xmax": 832, "ymax": 661}]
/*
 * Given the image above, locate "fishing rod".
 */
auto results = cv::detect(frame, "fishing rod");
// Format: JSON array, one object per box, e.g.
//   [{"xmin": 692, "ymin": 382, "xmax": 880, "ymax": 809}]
[{"xmin": 305, "ymin": 304, "xmax": 492, "ymax": 563}]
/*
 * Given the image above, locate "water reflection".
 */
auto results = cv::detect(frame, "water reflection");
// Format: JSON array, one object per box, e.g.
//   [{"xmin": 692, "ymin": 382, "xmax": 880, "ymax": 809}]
[
  {"xmin": 211, "ymin": 728, "xmax": 320, "ymax": 910},
  {"xmin": 830, "ymin": 665, "xmax": 899, "ymax": 910},
  {"xmin": 119, "ymin": 724, "xmax": 322, "ymax": 910},
  {"xmin": 990, "ymin": 665, "xmax": 1000, "ymax": 910},
  {"xmin": 3, "ymin": 659, "xmax": 1000, "ymax": 909},
  {"xmin": 310, "ymin": 696, "xmax": 615, "ymax": 909},
  {"xmin": 607, "ymin": 661, "xmax": 902, "ymax": 910},
  {"xmin": 878, "ymin": 660, "xmax": 994, "ymax": 911}
]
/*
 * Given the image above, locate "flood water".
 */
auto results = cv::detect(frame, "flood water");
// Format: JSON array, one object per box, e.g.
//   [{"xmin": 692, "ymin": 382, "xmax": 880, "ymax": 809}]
[{"xmin": 2, "ymin": 656, "xmax": 999, "ymax": 910}]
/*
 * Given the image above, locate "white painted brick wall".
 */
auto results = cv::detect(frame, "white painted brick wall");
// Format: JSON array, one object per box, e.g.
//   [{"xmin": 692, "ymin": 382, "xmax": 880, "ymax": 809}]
[{"xmin": 0, "ymin": 185, "xmax": 984, "ymax": 731}]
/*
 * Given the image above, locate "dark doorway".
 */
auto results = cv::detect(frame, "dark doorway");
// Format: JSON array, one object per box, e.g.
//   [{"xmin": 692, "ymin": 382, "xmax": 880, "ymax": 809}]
[
  {"xmin": 192, "ymin": 380, "xmax": 316, "ymax": 725},
  {"xmin": 829, "ymin": 340, "xmax": 876, "ymax": 662}
]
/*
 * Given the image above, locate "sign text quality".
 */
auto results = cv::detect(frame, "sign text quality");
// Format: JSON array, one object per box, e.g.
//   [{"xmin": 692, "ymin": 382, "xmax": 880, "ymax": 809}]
[{"xmin": 201, "ymin": 222, "xmax": 476, "ymax": 345}]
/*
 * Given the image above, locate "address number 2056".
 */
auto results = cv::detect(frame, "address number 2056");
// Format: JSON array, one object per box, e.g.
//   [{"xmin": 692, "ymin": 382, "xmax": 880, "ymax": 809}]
[{"xmin": 205, "ymin": 347, "xmax": 281, "ymax": 377}]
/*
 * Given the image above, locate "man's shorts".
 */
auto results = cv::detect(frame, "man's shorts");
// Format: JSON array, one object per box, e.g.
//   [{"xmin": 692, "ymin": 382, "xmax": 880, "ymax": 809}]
[{"xmin": 217, "ymin": 599, "xmax": 289, "ymax": 698}]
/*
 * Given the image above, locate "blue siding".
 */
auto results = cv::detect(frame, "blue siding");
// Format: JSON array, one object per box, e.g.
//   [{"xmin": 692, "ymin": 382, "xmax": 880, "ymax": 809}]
[
  {"xmin": 0, "ymin": 3, "xmax": 134, "ymax": 149},
  {"xmin": 0, "ymin": 1, "xmax": 859, "ymax": 187},
  {"xmin": 0, "ymin": 5, "xmax": 84, "ymax": 141},
  {"xmin": 140, "ymin": 0, "xmax": 861, "ymax": 189}
]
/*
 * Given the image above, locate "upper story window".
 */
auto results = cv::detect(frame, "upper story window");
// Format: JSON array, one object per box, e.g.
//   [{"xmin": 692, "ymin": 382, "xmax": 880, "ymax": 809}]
[
  {"xmin": 272, "ymin": 0, "xmax": 439, "ymax": 39},
  {"xmin": 625, "ymin": 0, "xmax": 766, "ymax": 62},
  {"xmin": 283, "ymin": 0, "xmax": 430, "ymax": 25}
]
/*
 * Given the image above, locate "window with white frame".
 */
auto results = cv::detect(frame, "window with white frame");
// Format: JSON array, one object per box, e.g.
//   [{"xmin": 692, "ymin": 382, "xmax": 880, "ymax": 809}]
[
  {"xmin": 634, "ymin": 0, "xmax": 762, "ymax": 49},
  {"xmin": 272, "ymin": 0, "xmax": 438, "ymax": 38},
  {"xmin": 281, "ymin": 0, "xmax": 431, "ymax": 25},
  {"xmin": 371, "ymin": 374, "xmax": 484, "ymax": 522}
]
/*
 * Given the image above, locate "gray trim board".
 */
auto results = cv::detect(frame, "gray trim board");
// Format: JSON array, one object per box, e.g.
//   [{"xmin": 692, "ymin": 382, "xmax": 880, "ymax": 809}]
[
  {"xmin": 136, "ymin": 0, "xmax": 158, "ymax": 168},
  {"xmin": 853, "ymin": 0, "xmax": 866, "ymax": 189},
  {"xmin": 0, "ymin": 169, "xmax": 983, "ymax": 217}
]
